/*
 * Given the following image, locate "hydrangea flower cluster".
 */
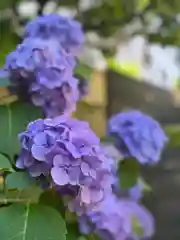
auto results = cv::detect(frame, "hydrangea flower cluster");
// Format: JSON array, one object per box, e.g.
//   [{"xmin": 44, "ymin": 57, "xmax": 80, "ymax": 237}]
[
  {"xmin": 76, "ymin": 192, "xmax": 154, "ymax": 240},
  {"xmin": 3, "ymin": 37, "xmax": 78, "ymax": 117},
  {"xmin": 9, "ymin": 15, "xmax": 168, "ymax": 240},
  {"xmin": 106, "ymin": 110, "xmax": 168, "ymax": 207},
  {"xmin": 17, "ymin": 116, "xmax": 114, "ymax": 204},
  {"xmin": 1, "ymin": 14, "xmax": 87, "ymax": 117},
  {"xmin": 24, "ymin": 14, "xmax": 85, "ymax": 56},
  {"xmin": 17, "ymin": 113, "xmax": 157, "ymax": 240},
  {"xmin": 107, "ymin": 110, "xmax": 168, "ymax": 165}
]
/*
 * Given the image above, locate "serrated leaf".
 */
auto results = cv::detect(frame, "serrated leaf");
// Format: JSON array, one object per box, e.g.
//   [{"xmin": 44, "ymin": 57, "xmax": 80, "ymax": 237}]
[
  {"xmin": 6, "ymin": 172, "xmax": 37, "ymax": 190},
  {"xmin": 0, "ymin": 154, "xmax": 13, "ymax": 171},
  {"xmin": 119, "ymin": 158, "xmax": 140, "ymax": 189},
  {"xmin": 132, "ymin": 216, "xmax": 143, "ymax": 238},
  {"xmin": 0, "ymin": 203, "xmax": 67, "ymax": 240},
  {"xmin": 0, "ymin": 101, "xmax": 41, "ymax": 158}
]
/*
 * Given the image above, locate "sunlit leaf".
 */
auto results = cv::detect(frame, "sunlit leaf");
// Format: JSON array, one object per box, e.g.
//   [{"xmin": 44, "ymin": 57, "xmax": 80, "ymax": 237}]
[{"xmin": 136, "ymin": 0, "xmax": 149, "ymax": 12}]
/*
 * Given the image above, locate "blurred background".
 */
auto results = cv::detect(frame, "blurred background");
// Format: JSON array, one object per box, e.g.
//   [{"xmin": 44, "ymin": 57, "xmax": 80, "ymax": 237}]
[{"xmin": 1, "ymin": 0, "xmax": 180, "ymax": 239}]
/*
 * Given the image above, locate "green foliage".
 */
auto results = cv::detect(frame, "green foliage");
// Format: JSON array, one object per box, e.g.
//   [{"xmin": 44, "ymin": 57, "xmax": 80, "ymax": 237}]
[
  {"xmin": 0, "ymin": 101, "xmax": 41, "ymax": 158},
  {"xmin": 39, "ymin": 189, "xmax": 65, "ymax": 216},
  {"xmin": 132, "ymin": 216, "xmax": 143, "ymax": 238},
  {"xmin": 6, "ymin": 172, "xmax": 37, "ymax": 190},
  {"xmin": 66, "ymin": 222, "xmax": 80, "ymax": 240},
  {"xmin": 0, "ymin": 153, "xmax": 13, "ymax": 171},
  {"xmin": 0, "ymin": 20, "xmax": 19, "ymax": 67},
  {"xmin": 75, "ymin": 63, "xmax": 93, "ymax": 80},
  {"xmin": 139, "ymin": 177, "xmax": 152, "ymax": 192},
  {"xmin": 0, "ymin": 186, "xmax": 43, "ymax": 204},
  {"xmin": 100, "ymin": 135, "xmax": 115, "ymax": 143},
  {"xmin": 0, "ymin": 203, "xmax": 67, "ymax": 240},
  {"xmin": 136, "ymin": 0, "xmax": 149, "ymax": 12},
  {"xmin": 118, "ymin": 158, "xmax": 140, "ymax": 189},
  {"xmin": 164, "ymin": 124, "xmax": 180, "ymax": 147},
  {"xmin": 0, "ymin": 169, "xmax": 43, "ymax": 205}
]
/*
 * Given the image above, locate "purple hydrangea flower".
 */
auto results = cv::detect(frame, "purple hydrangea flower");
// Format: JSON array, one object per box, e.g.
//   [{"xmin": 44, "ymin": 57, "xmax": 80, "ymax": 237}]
[
  {"xmin": 77, "ymin": 193, "xmax": 154, "ymax": 240},
  {"xmin": 24, "ymin": 14, "xmax": 84, "ymax": 56},
  {"xmin": 108, "ymin": 110, "xmax": 168, "ymax": 164},
  {"xmin": 4, "ymin": 37, "xmax": 79, "ymax": 117},
  {"xmin": 31, "ymin": 77, "xmax": 79, "ymax": 117},
  {"xmin": 5, "ymin": 37, "xmax": 75, "ymax": 88},
  {"xmin": 17, "ymin": 116, "xmax": 114, "ymax": 201}
]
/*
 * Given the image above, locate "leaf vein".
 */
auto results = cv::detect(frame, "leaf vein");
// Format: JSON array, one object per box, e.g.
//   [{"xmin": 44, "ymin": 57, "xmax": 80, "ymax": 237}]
[{"xmin": 22, "ymin": 203, "xmax": 30, "ymax": 240}]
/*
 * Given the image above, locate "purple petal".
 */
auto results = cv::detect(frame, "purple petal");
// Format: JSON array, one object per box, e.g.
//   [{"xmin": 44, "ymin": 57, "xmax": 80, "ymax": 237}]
[
  {"xmin": 53, "ymin": 154, "xmax": 64, "ymax": 166},
  {"xmin": 68, "ymin": 167, "xmax": 80, "ymax": 185},
  {"xmin": 34, "ymin": 132, "xmax": 47, "ymax": 145},
  {"xmin": 24, "ymin": 155, "xmax": 35, "ymax": 167},
  {"xmin": 31, "ymin": 144, "xmax": 47, "ymax": 161},
  {"xmin": 65, "ymin": 142, "xmax": 81, "ymax": 158},
  {"xmin": 29, "ymin": 163, "xmax": 49, "ymax": 177},
  {"xmin": 81, "ymin": 162, "xmax": 90, "ymax": 176},
  {"xmin": 80, "ymin": 186, "xmax": 91, "ymax": 204},
  {"xmin": 51, "ymin": 167, "xmax": 70, "ymax": 185},
  {"xmin": 16, "ymin": 158, "xmax": 25, "ymax": 169},
  {"xmin": 91, "ymin": 188, "xmax": 104, "ymax": 203}
]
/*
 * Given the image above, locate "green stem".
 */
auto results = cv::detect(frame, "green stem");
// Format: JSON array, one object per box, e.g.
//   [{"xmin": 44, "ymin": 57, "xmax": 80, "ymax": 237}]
[{"xmin": 0, "ymin": 198, "xmax": 30, "ymax": 204}]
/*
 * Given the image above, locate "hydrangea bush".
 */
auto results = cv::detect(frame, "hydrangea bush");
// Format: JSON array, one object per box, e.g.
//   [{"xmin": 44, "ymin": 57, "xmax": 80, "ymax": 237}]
[{"xmin": 0, "ymin": 14, "xmax": 168, "ymax": 240}]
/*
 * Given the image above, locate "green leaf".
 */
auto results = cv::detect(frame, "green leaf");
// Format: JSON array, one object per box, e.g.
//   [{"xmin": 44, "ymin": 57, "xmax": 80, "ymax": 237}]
[
  {"xmin": 75, "ymin": 63, "xmax": 92, "ymax": 80},
  {"xmin": 139, "ymin": 177, "xmax": 152, "ymax": 192},
  {"xmin": 65, "ymin": 210, "xmax": 77, "ymax": 223},
  {"xmin": 66, "ymin": 222, "xmax": 80, "ymax": 240},
  {"xmin": 6, "ymin": 172, "xmax": 37, "ymax": 190},
  {"xmin": 119, "ymin": 158, "xmax": 140, "ymax": 189},
  {"xmin": 0, "ymin": 101, "xmax": 42, "ymax": 158},
  {"xmin": 100, "ymin": 136, "xmax": 115, "ymax": 143},
  {"xmin": 0, "ymin": 187, "xmax": 43, "ymax": 205},
  {"xmin": 0, "ymin": 203, "xmax": 67, "ymax": 240},
  {"xmin": 132, "ymin": 216, "xmax": 143, "ymax": 238},
  {"xmin": 164, "ymin": 124, "xmax": 180, "ymax": 147},
  {"xmin": 0, "ymin": 154, "xmax": 13, "ymax": 171},
  {"xmin": 39, "ymin": 189, "xmax": 65, "ymax": 216},
  {"xmin": 136, "ymin": 0, "xmax": 149, "ymax": 12}
]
